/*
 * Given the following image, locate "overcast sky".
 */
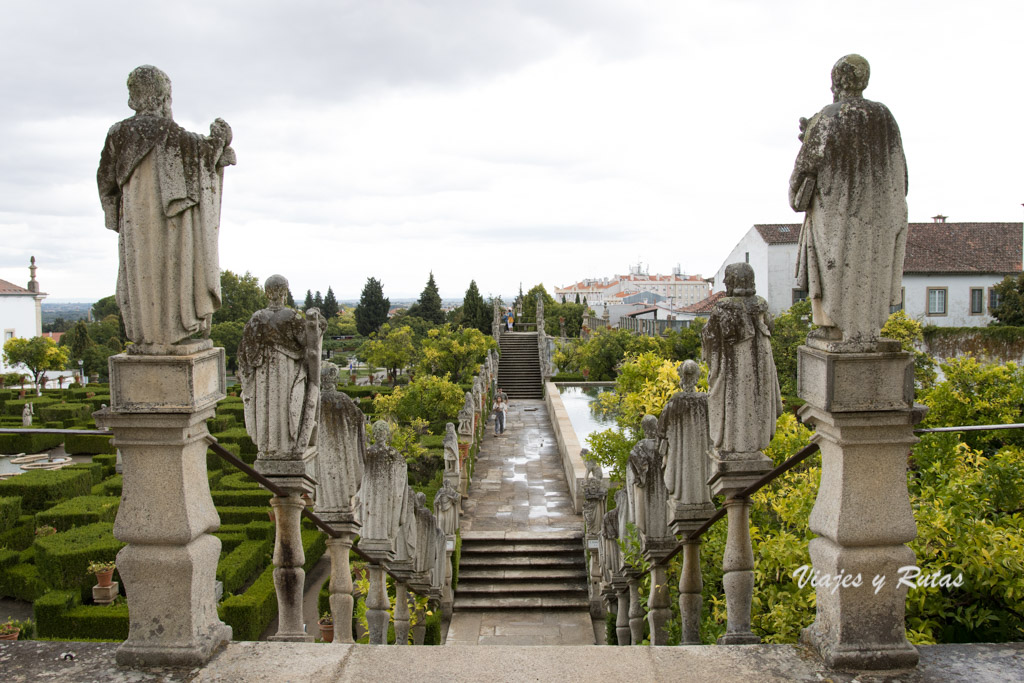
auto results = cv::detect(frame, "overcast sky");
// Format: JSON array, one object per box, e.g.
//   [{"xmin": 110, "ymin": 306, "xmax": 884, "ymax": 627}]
[{"xmin": 1, "ymin": 1, "xmax": 1021, "ymax": 303}]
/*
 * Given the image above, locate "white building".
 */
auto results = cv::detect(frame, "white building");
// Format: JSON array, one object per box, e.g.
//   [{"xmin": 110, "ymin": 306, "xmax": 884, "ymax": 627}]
[
  {"xmin": 0, "ymin": 257, "xmax": 47, "ymax": 373},
  {"xmin": 556, "ymin": 263, "xmax": 710, "ymax": 308},
  {"xmin": 711, "ymin": 220, "xmax": 1023, "ymax": 326}
]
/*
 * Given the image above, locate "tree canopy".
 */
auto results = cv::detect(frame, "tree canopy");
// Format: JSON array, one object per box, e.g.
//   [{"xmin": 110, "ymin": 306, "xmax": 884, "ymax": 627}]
[
  {"xmin": 461, "ymin": 280, "xmax": 489, "ymax": 334},
  {"xmin": 990, "ymin": 273, "xmax": 1024, "ymax": 326},
  {"xmin": 213, "ymin": 270, "xmax": 267, "ymax": 325},
  {"xmin": 408, "ymin": 272, "xmax": 445, "ymax": 325},
  {"xmin": 322, "ymin": 287, "xmax": 339, "ymax": 319},
  {"xmin": 3, "ymin": 336, "xmax": 69, "ymax": 392},
  {"xmin": 354, "ymin": 277, "xmax": 390, "ymax": 336}
]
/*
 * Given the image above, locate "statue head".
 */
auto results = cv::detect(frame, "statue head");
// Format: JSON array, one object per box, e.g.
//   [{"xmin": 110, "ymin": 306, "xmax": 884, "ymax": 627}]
[
  {"xmin": 371, "ymin": 420, "xmax": 390, "ymax": 446},
  {"xmin": 264, "ymin": 274, "xmax": 289, "ymax": 308},
  {"xmin": 127, "ymin": 65, "xmax": 172, "ymax": 118},
  {"xmin": 320, "ymin": 362, "xmax": 339, "ymax": 392},
  {"xmin": 831, "ymin": 54, "xmax": 870, "ymax": 101},
  {"xmin": 724, "ymin": 262, "xmax": 756, "ymax": 297},
  {"xmin": 415, "ymin": 491, "xmax": 427, "ymax": 509},
  {"xmin": 679, "ymin": 359, "xmax": 700, "ymax": 392},
  {"xmin": 446, "ymin": 422, "xmax": 457, "ymax": 438},
  {"xmin": 641, "ymin": 414, "xmax": 659, "ymax": 439}
]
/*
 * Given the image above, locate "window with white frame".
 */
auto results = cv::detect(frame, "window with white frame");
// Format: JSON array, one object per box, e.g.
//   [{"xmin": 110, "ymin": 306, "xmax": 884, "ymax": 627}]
[{"xmin": 927, "ymin": 288, "xmax": 947, "ymax": 316}]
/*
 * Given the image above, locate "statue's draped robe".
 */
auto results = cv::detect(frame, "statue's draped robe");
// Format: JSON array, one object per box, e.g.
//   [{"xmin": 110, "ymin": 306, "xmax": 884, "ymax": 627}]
[
  {"xmin": 315, "ymin": 391, "xmax": 365, "ymax": 516},
  {"xmin": 627, "ymin": 439, "xmax": 669, "ymax": 539},
  {"xmin": 238, "ymin": 308, "xmax": 320, "ymax": 459},
  {"xmin": 703, "ymin": 296, "xmax": 783, "ymax": 454},
  {"xmin": 790, "ymin": 97, "xmax": 908, "ymax": 339},
  {"xmin": 358, "ymin": 444, "xmax": 407, "ymax": 547},
  {"xmin": 98, "ymin": 115, "xmax": 226, "ymax": 345},
  {"xmin": 659, "ymin": 392, "xmax": 712, "ymax": 508}
]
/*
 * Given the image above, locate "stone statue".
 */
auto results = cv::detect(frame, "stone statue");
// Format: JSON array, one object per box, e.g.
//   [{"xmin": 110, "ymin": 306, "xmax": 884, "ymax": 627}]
[
  {"xmin": 393, "ymin": 485, "xmax": 417, "ymax": 568},
  {"xmin": 701, "ymin": 263, "xmax": 782, "ymax": 457},
  {"xmin": 412, "ymin": 492, "xmax": 438, "ymax": 576},
  {"xmin": 21, "ymin": 402, "xmax": 32, "ymax": 427},
  {"xmin": 600, "ymin": 508, "xmax": 621, "ymax": 582},
  {"xmin": 358, "ymin": 421, "xmax": 409, "ymax": 558},
  {"xmin": 443, "ymin": 422, "xmax": 460, "ymax": 476},
  {"xmin": 98, "ymin": 65, "xmax": 236, "ymax": 352},
  {"xmin": 433, "ymin": 478, "xmax": 461, "ymax": 538},
  {"xmin": 790, "ymin": 54, "xmax": 908, "ymax": 346},
  {"xmin": 627, "ymin": 415, "xmax": 670, "ymax": 540},
  {"xmin": 659, "ymin": 360, "xmax": 714, "ymax": 523},
  {"xmin": 457, "ymin": 391, "xmax": 475, "ymax": 437},
  {"xmin": 238, "ymin": 275, "xmax": 326, "ymax": 462},
  {"xmin": 315, "ymin": 362, "xmax": 365, "ymax": 523},
  {"xmin": 581, "ymin": 448, "xmax": 602, "ymax": 480}
]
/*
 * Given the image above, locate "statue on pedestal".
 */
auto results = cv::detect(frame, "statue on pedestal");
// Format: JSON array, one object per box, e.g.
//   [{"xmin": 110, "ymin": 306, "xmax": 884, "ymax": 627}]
[
  {"xmin": 433, "ymin": 479, "xmax": 460, "ymax": 538},
  {"xmin": 659, "ymin": 360, "xmax": 715, "ymax": 523},
  {"xmin": 358, "ymin": 421, "xmax": 408, "ymax": 557},
  {"xmin": 238, "ymin": 275, "xmax": 326, "ymax": 462},
  {"xmin": 457, "ymin": 391, "xmax": 475, "ymax": 437},
  {"xmin": 627, "ymin": 415, "xmax": 670, "ymax": 540},
  {"xmin": 98, "ymin": 65, "xmax": 236, "ymax": 352},
  {"xmin": 443, "ymin": 422, "xmax": 460, "ymax": 476},
  {"xmin": 315, "ymin": 362, "xmax": 365, "ymax": 523},
  {"xmin": 790, "ymin": 54, "xmax": 908, "ymax": 346},
  {"xmin": 701, "ymin": 264, "xmax": 782, "ymax": 458}
]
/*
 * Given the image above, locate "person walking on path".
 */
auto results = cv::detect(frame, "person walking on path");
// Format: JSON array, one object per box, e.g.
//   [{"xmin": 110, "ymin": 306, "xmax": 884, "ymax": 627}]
[{"xmin": 493, "ymin": 388, "xmax": 508, "ymax": 435}]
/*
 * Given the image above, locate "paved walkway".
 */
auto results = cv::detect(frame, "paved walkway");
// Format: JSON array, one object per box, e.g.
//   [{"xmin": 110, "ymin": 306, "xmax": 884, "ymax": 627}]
[{"xmin": 448, "ymin": 399, "xmax": 594, "ymax": 645}]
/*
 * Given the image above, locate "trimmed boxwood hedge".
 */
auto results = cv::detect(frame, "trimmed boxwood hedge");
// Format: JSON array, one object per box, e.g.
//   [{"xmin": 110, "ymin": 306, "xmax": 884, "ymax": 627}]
[
  {"xmin": 244, "ymin": 520, "xmax": 274, "ymax": 541},
  {"xmin": 35, "ymin": 495, "xmax": 120, "ymax": 531},
  {"xmin": 216, "ymin": 403, "xmax": 246, "ymax": 423},
  {"xmin": 217, "ymin": 539, "xmax": 271, "ymax": 595},
  {"xmin": 0, "ymin": 468, "xmax": 93, "ymax": 512},
  {"xmin": 338, "ymin": 385, "xmax": 393, "ymax": 399},
  {"xmin": 217, "ymin": 506, "xmax": 270, "ymax": 525},
  {"xmin": 207, "ymin": 415, "xmax": 236, "ymax": 434},
  {"xmin": 0, "ymin": 514, "xmax": 34, "ymax": 550},
  {"xmin": 213, "ymin": 532, "xmax": 247, "ymax": 553},
  {"xmin": 34, "ymin": 522, "xmax": 124, "ymax": 590},
  {"xmin": 216, "ymin": 471, "xmax": 262, "ymax": 491},
  {"xmin": 0, "ymin": 495, "xmax": 21, "ymax": 531},
  {"xmin": 211, "ymin": 427, "xmax": 256, "ymax": 457},
  {"xmin": 64, "ymin": 433, "xmax": 116, "ymax": 455},
  {"xmin": 64, "ymin": 462, "xmax": 106, "ymax": 486},
  {"xmin": 34, "ymin": 589, "xmax": 79, "ymax": 637},
  {"xmin": 37, "ymin": 402, "xmax": 92, "ymax": 423},
  {"xmin": 4, "ymin": 397, "xmax": 59, "ymax": 416},
  {"xmin": 0, "ymin": 432, "xmax": 64, "ymax": 454},
  {"xmin": 210, "ymin": 489, "xmax": 272, "ymax": 508},
  {"xmin": 34, "ymin": 590, "xmax": 128, "ymax": 641},
  {"xmin": 0, "ymin": 561, "xmax": 48, "ymax": 601},
  {"xmin": 207, "ymin": 441, "xmax": 241, "ymax": 471},
  {"xmin": 0, "ymin": 548, "xmax": 17, "ymax": 568},
  {"xmin": 97, "ymin": 474, "xmax": 122, "ymax": 497}
]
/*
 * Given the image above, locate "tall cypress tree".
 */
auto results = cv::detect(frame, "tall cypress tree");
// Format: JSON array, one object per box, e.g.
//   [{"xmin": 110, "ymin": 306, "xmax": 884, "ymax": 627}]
[
  {"xmin": 287, "ymin": 290, "xmax": 296, "ymax": 308},
  {"xmin": 304, "ymin": 290, "xmax": 314, "ymax": 310},
  {"xmin": 462, "ymin": 280, "xmax": 488, "ymax": 334},
  {"xmin": 322, "ymin": 287, "xmax": 339, "ymax": 318},
  {"xmin": 415, "ymin": 272, "xmax": 445, "ymax": 325},
  {"xmin": 314, "ymin": 291, "xmax": 323, "ymax": 309},
  {"xmin": 354, "ymin": 277, "xmax": 390, "ymax": 336},
  {"xmin": 575, "ymin": 292, "xmax": 580, "ymax": 304}
]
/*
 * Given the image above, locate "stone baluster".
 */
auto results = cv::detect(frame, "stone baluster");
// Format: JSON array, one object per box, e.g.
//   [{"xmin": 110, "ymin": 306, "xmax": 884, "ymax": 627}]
[
  {"xmin": 326, "ymin": 536, "xmax": 356, "ymax": 643},
  {"xmin": 616, "ymin": 585, "xmax": 631, "ymax": 646},
  {"xmin": 627, "ymin": 575, "xmax": 644, "ymax": 645},
  {"xmin": 366, "ymin": 565, "xmax": 390, "ymax": 644},
  {"xmin": 647, "ymin": 564, "xmax": 671, "ymax": 645},
  {"xmin": 412, "ymin": 604, "xmax": 426, "ymax": 645},
  {"xmin": 434, "ymin": 481, "xmax": 461, "ymax": 620},
  {"xmin": 720, "ymin": 497, "xmax": 758, "ymax": 644},
  {"xmin": 269, "ymin": 493, "xmax": 309, "ymax": 641},
  {"xmin": 679, "ymin": 539, "xmax": 703, "ymax": 645},
  {"xmin": 393, "ymin": 581, "xmax": 410, "ymax": 645},
  {"xmin": 581, "ymin": 478, "xmax": 607, "ymax": 620}
]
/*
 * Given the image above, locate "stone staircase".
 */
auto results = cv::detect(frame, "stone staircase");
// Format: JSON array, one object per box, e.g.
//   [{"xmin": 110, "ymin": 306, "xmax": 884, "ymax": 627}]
[
  {"xmin": 497, "ymin": 332, "xmax": 543, "ymax": 399},
  {"xmin": 454, "ymin": 531, "xmax": 589, "ymax": 610}
]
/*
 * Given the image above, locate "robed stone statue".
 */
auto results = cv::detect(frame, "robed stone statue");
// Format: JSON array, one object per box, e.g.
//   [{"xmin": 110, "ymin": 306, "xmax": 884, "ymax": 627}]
[
  {"xmin": 790, "ymin": 54, "xmax": 908, "ymax": 345},
  {"xmin": 98, "ymin": 65, "xmax": 236, "ymax": 352}
]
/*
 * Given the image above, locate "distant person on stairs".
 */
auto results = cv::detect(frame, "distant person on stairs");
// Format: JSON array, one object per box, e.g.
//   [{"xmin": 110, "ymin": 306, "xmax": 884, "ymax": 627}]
[
  {"xmin": 506, "ymin": 308, "xmax": 514, "ymax": 331},
  {"xmin": 493, "ymin": 388, "xmax": 508, "ymax": 435}
]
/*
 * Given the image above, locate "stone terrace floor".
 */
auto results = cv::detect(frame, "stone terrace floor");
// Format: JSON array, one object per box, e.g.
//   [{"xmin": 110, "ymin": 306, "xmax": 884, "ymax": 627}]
[{"xmin": 448, "ymin": 399, "xmax": 592, "ymax": 645}]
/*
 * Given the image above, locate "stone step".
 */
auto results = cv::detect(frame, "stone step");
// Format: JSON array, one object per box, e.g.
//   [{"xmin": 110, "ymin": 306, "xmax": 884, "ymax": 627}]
[
  {"xmin": 455, "ymin": 581, "xmax": 588, "ymax": 594},
  {"xmin": 453, "ymin": 594, "xmax": 590, "ymax": 610},
  {"xmin": 461, "ymin": 530, "xmax": 584, "ymax": 541},
  {"xmin": 457, "ymin": 567, "xmax": 586, "ymax": 581},
  {"xmin": 459, "ymin": 554, "xmax": 584, "ymax": 567},
  {"xmin": 460, "ymin": 541, "xmax": 582, "ymax": 554}
]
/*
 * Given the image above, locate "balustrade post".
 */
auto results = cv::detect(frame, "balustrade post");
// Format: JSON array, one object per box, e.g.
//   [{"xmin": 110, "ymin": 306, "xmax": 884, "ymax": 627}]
[
  {"xmin": 718, "ymin": 496, "xmax": 759, "ymax": 644},
  {"xmin": 412, "ymin": 603, "xmax": 426, "ymax": 645},
  {"xmin": 627, "ymin": 574, "xmax": 644, "ymax": 645},
  {"xmin": 647, "ymin": 563, "xmax": 670, "ymax": 645},
  {"xmin": 269, "ymin": 493, "xmax": 312, "ymax": 642},
  {"xmin": 326, "ymin": 534, "xmax": 356, "ymax": 643},
  {"xmin": 393, "ymin": 581, "xmax": 410, "ymax": 645},
  {"xmin": 615, "ymin": 584, "xmax": 630, "ymax": 646},
  {"xmin": 679, "ymin": 539, "xmax": 703, "ymax": 645},
  {"xmin": 366, "ymin": 565, "xmax": 390, "ymax": 644}
]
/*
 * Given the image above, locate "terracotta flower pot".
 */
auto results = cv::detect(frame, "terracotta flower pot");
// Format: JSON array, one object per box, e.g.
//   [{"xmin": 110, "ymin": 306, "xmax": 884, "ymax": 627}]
[
  {"xmin": 458, "ymin": 442, "xmax": 470, "ymax": 467},
  {"xmin": 0, "ymin": 629, "xmax": 19, "ymax": 641},
  {"xmin": 319, "ymin": 623, "xmax": 334, "ymax": 643},
  {"xmin": 95, "ymin": 569, "xmax": 114, "ymax": 588}
]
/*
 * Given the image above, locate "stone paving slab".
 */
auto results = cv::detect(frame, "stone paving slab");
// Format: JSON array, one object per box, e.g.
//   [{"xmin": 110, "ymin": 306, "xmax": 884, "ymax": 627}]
[
  {"xmin": 5, "ymin": 641, "xmax": 1020, "ymax": 682},
  {"xmin": 446, "ymin": 610, "xmax": 595, "ymax": 646}
]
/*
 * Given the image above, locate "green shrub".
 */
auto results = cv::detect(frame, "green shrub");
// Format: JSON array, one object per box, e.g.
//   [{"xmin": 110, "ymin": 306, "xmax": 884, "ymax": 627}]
[
  {"xmin": 98, "ymin": 475, "xmax": 122, "ymax": 497},
  {"xmin": 0, "ymin": 548, "xmax": 17, "ymax": 568},
  {"xmin": 34, "ymin": 522, "xmax": 123, "ymax": 590},
  {"xmin": 92, "ymin": 453, "xmax": 117, "ymax": 476},
  {"xmin": 34, "ymin": 589, "xmax": 80, "ymax": 638},
  {"xmin": 0, "ymin": 562, "xmax": 48, "ymax": 601},
  {"xmin": 64, "ymin": 433, "xmax": 116, "ymax": 455},
  {"xmin": 424, "ymin": 608, "xmax": 441, "ymax": 645},
  {"xmin": 243, "ymin": 520, "xmax": 274, "ymax": 541},
  {"xmin": 551, "ymin": 373, "xmax": 587, "ymax": 382},
  {"xmin": 0, "ymin": 469, "xmax": 93, "ymax": 512},
  {"xmin": 211, "ymin": 489, "xmax": 272, "ymax": 508},
  {"xmin": 207, "ymin": 441, "xmax": 241, "ymax": 470},
  {"xmin": 207, "ymin": 415, "xmax": 236, "ymax": 434},
  {"xmin": 419, "ymin": 435, "xmax": 444, "ymax": 449},
  {"xmin": 0, "ymin": 514, "xmax": 34, "ymax": 550},
  {"xmin": 37, "ymin": 403, "xmax": 92, "ymax": 423},
  {"xmin": 35, "ymin": 496, "xmax": 120, "ymax": 531},
  {"xmin": 0, "ymin": 495, "xmax": 22, "ymax": 531},
  {"xmin": 61, "ymin": 602, "xmax": 129, "ymax": 641},
  {"xmin": 216, "ymin": 403, "xmax": 246, "ymax": 423},
  {"xmin": 338, "ymin": 385, "xmax": 394, "ymax": 399},
  {"xmin": 217, "ymin": 506, "xmax": 270, "ymax": 525},
  {"xmin": 220, "ymin": 565, "xmax": 276, "ymax": 640},
  {"xmin": 64, "ymin": 462, "xmax": 105, "ymax": 486},
  {"xmin": 0, "ymin": 432, "xmax": 64, "ymax": 454},
  {"xmin": 217, "ymin": 539, "xmax": 271, "ymax": 595},
  {"xmin": 212, "ymin": 532, "xmax": 247, "ymax": 553},
  {"xmin": 211, "ymin": 427, "xmax": 256, "ymax": 457},
  {"xmin": 86, "ymin": 395, "xmax": 111, "ymax": 411},
  {"xmin": 216, "ymin": 471, "xmax": 262, "ymax": 491},
  {"xmin": 4, "ymin": 397, "xmax": 58, "ymax": 417}
]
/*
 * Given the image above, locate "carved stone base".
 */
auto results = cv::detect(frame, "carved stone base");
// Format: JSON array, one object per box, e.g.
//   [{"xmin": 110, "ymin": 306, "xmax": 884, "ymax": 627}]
[{"xmin": 92, "ymin": 582, "xmax": 119, "ymax": 605}]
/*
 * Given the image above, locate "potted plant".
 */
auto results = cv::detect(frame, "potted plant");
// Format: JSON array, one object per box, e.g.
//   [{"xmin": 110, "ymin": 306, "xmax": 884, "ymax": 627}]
[
  {"xmin": 34, "ymin": 525, "xmax": 57, "ymax": 538},
  {"xmin": 0, "ymin": 620, "xmax": 20, "ymax": 641},
  {"xmin": 318, "ymin": 612, "xmax": 334, "ymax": 643},
  {"xmin": 88, "ymin": 560, "xmax": 117, "ymax": 587}
]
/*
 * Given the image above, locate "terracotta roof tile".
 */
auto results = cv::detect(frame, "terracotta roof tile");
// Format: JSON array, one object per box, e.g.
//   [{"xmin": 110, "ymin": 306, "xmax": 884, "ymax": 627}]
[
  {"xmin": 0, "ymin": 278, "xmax": 32, "ymax": 295},
  {"xmin": 680, "ymin": 291, "xmax": 725, "ymax": 314},
  {"xmin": 754, "ymin": 224, "xmax": 801, "ymax": 244},
  {"xmin": 903, "ymin": 222, "xmax": 1022, "ymax": 274}
]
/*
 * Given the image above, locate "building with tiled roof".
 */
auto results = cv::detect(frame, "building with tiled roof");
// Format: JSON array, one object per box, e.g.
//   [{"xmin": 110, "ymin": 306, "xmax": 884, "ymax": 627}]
[
  {"xmin": 1, "ymin": 257, "xmax": 48, "ymax": 372},
  {"xmin": 555, "ymin": 263, "xmax": 710, "ymax": 308},
  {"xmin": 712, "ymin": 219, "xmax": 1023, "ymax": 326}
]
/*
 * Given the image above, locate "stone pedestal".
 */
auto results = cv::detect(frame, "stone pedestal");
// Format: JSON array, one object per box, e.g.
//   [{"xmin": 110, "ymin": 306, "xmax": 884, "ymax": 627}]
[
  {"xmin": 326, "ymin": 530, "xmax": 357, "ymax": 644},
  {"xmin": 797, "ymin": 345, "xmax": 921, "ymax": 670},
  {"xmin": 441, "ymin": 547, "xmax": 455, "ymax": 619},
  {"xmin": 97, "ymin": 348, "xmax": 231, "ymax": 667},
  {"xmin": 627, "ymin": 575, "xmax": 644, "ymax": 645},
  {"xmin": 269, "ymin": 493, "xmax": 313, "ymax": 642},
  {"xmin": 412, "ymin": 605, "xmax": 426, "ymax": 645},
  {"xmin": 647, "ymin": 564, "xmax": 670, "ymax": 645},
  {"xmin": 393, "ymin": 581, "xmax": 410, "ymax": 645},
  {"xmin": 92, "ymin": 581, "xmax": 119, "ymax": 605},
  {"xmin": 614, "ymin": 582, "xmax": 630, "ymax": 646},
  {"xmin": 366, "ymin": 565, "xmax": 391, "ymax": 644}
]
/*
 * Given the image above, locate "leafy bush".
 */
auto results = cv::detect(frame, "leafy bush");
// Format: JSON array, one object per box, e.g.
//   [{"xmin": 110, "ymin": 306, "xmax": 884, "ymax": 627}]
[
  {"xmin": 92, "ymin": 453, "xmax": 117, "ymax": 477},
  {"xmin": 0, "ymin": 562, "xmax": 48, "ymax": 601},
  {"xmin": 373, "ymin": 374, "xmax": 464, "ymax": 426},
  {"xmin": 0, "ymin": 469, "xmax": 93, "ymax": 512},
  {"xmin": 64, "ymin": 433, "xmax": 116, "ymax": 455},
  {"xmin": 37, "ymin": 403, "xmax": 92, "ymax": 423},
  {"xmin": 211, "ymin": 427, "xmax": 257, "ymax": 457},
  {"xmin": 0, "ymin": 495, "xmax": 21, "ymax": 531},
  {"xmin": 0, "ymin": 432, "xmax": 64, "ymax": 455},
  {"xmin": 217, "ymin": 506, "xmax": 271, "ymax": 525},
  {"xmin": 217, "ymin": 539, "xmax": 272, "ymax": 595},
  {"xmin": 35, "ymin": 496, "xmax": 120, "ymax": 531},
  {"xmin": 210, "ymin": 489, "xmax": 272, "ymax": 508},
  {"xmin": 33, "ymin": 522, "xmax": 123, "ymax": 591},
  {"xmin": 64, "ymin": 462, "xmax": 106, "ymax": 486},
  {"xmin": 216, "ymin": 471, "xmax": 263, "ymax": 490},
  {"xmin": 0, "ymin": 515, "xmax": 34, "ymax": 550}
]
